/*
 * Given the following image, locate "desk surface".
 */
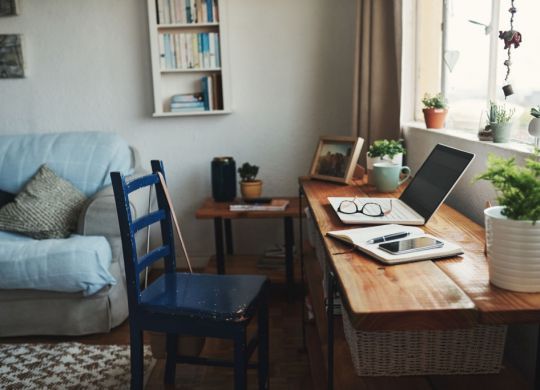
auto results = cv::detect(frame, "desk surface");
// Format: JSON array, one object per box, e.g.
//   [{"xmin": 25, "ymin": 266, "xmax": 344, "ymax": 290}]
[
  {"xmin": 195, "ymin": 197, "xmax": 300, "ymax": 219},
  {"xmin": 301, "ymin": 178, "xmax": 540, "ymax": 331}
]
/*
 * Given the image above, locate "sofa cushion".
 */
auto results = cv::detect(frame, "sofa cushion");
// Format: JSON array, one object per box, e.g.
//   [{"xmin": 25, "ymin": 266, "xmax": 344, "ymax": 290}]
[
  {"xmin": 0, "ymin": 165, "xmax": 87, "ymax": 239},
  {"xmin": 0, "ymin": 189, "xmax": 15, "ymax": 208},
  {"xmin": 0, "ymin": 132, "xmax": 133, "ymax": 197},
  {"xmin": 0, "ymin": 232, "xmax": 116, "ymax": 296}
]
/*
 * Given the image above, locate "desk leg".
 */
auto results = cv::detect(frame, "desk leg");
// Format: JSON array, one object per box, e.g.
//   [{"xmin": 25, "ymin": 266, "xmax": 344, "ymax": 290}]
[
  {"xmin": 326, "ymin": 267, "xmax": 335, "ymax": 390},
  {"xmin": 214, "ymin": 217, "xmax": 226, "ymax": 274},
  {"xmin": 299, "ymin": 187, "xmax": 306, "ymax": 350},
  {"xmin": 284, "ymin": 216, "xmax": 295, "ymax": 300},
  {"xmin": 225, "ymin": 218, "xmax": 234, "ymax": 255},
  {"xmin": 535, "ymin": 325, "xmax": 540, "ymax": 390}
]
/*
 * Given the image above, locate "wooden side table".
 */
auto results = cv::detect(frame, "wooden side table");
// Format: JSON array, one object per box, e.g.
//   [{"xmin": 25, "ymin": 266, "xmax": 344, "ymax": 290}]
[{"xmin": 195, "ymin": 197, "xmax": 301, "ymax": 296}]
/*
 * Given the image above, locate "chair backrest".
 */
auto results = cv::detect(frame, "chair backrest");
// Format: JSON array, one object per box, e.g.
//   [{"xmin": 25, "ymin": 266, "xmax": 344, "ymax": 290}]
[{"xmin": 110, "ymin": 160, "xmax": 176, "ymax": 307}]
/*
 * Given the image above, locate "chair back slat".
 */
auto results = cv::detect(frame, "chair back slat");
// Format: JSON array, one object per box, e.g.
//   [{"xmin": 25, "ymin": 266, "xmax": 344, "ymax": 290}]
[
  {"xmin": 111, "ymin": 160, "xmax": 177, "ymax": 306},
  {"xmin": 136, "ymin": 245, "xmax": 171, "ymax": 274},
  {"xmin": 132, "ymin": 209, "xmax": 166, "ymax": 234},
  {"xmin": 126, "ymin": 174, "xmax": 160, "ymax": 194}
]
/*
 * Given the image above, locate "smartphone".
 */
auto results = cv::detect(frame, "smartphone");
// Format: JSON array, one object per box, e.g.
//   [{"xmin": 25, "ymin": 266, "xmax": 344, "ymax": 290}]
[{"xmin": 378, "ymin": 237, "xmax": 443, "ymax": 255}]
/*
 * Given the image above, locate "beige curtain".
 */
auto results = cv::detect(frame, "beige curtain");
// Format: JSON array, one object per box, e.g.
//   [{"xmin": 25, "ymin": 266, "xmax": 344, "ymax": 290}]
[{"xmin": 352, "ymin": 0, "xmax": 402, "ymax": 164}]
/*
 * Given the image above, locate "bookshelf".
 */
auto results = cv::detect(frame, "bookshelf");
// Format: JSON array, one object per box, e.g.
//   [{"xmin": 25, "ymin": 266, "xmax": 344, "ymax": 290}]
[{"xmin": 147, "ymin": 0, "xmax": 231, "ymax": 117}]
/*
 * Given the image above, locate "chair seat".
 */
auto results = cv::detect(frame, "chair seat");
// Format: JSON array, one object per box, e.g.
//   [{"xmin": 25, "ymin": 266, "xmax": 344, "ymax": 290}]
[{"xmin": 140, "ymin": 273, "xmax": 269, "ymax": 322}]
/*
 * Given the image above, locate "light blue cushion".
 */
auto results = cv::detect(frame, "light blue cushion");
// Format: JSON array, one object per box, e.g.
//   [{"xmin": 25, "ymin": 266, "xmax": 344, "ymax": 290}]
[
  {"xmin": 0, "ymin": 132, "xmax": 133, "ymax": 197},
  {"xmin": 0, "ymin": 234, "xmax": 116, "ymax": 296}
]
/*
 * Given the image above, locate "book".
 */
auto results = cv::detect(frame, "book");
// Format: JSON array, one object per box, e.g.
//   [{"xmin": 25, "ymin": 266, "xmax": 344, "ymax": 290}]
[
  {"xmin": 229, "ymin": 199, "xmax": 290, "ymax": 212},
  {"xmin": 326, "ymin": 224, "xmax": 463, "ymax": 265},
  {"xmin": 171, "ymin": 93, "xmax": 203, "ymax": 103},
  {"xmin": 170, "ymin": 101, "xmax": 204, "ymax": 108}
]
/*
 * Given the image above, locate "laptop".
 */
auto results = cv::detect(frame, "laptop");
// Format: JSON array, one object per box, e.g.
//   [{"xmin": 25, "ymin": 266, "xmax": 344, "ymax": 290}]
[{"xmin": 328, "ymin": 144, "xmax": 475, "ymax": 225}]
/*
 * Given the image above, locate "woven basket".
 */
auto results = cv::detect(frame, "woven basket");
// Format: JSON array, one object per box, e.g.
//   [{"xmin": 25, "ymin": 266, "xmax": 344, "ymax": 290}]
[{"xmin": 342, "ymin": 310, "xmax": 507, "ymax": 376}]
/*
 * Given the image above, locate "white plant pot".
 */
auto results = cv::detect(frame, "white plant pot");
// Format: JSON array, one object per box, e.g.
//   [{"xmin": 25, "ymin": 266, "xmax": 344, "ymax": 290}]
[
  {"xmin": 485, "ymin": 206, "xmax": 540, "ymax": 292},
  {"xmin": 367, "ymin": 153, "xmax": 403, "ymax": 184}
]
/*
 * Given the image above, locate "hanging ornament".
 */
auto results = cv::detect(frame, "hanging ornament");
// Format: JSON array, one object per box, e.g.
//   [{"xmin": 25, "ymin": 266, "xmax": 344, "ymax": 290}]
[{"xmin": 499, "ymin": 0, "xmax": 522, "ymax": 98}]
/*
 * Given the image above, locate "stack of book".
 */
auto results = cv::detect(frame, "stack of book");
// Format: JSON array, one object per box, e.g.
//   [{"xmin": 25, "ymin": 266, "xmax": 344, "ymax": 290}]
[
  {"xmin": 159, "ymin": 32, "xmax": 220, "ymax": 70},
  {"xmin": 169, "ymin": 93, "xmax": 204, "ymax": 112},
  {"xmin": 157, "ymin": 0, "xmax": 218, "ymax": 24}
]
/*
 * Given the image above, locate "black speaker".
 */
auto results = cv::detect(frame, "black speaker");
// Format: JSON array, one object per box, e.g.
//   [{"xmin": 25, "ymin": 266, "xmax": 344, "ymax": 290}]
[{"xmin": 211, "ymin": 157, "xmax": 237, "ymax": 202}]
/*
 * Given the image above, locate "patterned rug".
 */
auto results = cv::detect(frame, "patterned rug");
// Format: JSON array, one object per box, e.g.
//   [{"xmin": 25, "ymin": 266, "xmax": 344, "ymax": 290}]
[{"xmin": 0, "ymin": 343, "xmax": 156, "ymax": 389}]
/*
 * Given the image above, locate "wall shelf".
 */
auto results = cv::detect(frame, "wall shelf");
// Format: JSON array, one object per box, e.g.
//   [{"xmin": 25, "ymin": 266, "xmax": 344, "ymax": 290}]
[{"xmin": 147, "ymin": 0, "xmax": 231, "ymax": 117}]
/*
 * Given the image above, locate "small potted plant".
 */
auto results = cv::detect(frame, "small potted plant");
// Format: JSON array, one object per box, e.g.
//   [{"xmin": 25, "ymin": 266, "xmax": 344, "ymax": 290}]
[
  {"xmin": 422, "ymin": 92, "xmax": 448, "ymax": 129},
  {"xmin": 528, "ymin": 106, "xmax": 540, "ymax": 146},
  {"xmin": 366, "ymin": 139, "xmax": 406, "ymax": 184},
  {"xmin": 475, "ymin": 151, "xmax": 540, "ymax": 292},
  {"xmin": 488, "ymin": 101, "xmax": 515, "ymax": 143},
  {"xmin": 238, "ymin": 162, "xmax": 262, "ymax": 199}
]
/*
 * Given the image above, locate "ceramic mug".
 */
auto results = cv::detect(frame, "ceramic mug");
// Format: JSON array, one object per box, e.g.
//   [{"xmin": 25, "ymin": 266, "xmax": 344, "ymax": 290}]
[{"xmin": 373, "ymin": 162, "xmax": 411, "ymax": 192}]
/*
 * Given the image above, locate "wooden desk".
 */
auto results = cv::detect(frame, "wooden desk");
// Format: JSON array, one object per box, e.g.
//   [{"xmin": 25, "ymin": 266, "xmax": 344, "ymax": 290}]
[
  {"xmin": 195, "ymin": 197, "xmax": 301, "ymax": 296},
  {"xmin": 300, "ymin": 178, "xmax": 540, "ymax": 389}
]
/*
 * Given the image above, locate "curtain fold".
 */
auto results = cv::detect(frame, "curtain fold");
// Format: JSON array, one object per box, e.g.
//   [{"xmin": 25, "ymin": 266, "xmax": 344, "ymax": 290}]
[{"xmin": 352, "ymin": 0, "xmax": 402, "ymax": 164}]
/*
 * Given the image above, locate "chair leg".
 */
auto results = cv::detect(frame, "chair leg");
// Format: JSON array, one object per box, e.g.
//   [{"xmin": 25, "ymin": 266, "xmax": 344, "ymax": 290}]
[
  {"xmin": 234, "ymin": 327, "xmax": 248, "ymax": 390},
  {"xmin": 164, "ymin": 333, "xmax": 178, "ymax": 385},
  {"xmin": 130, "ymin": 325, "xmax": 144, "ymax": 390},
  {"xmin": 258, "ymin": 300, "xmax": 270, "ymax": 390}
]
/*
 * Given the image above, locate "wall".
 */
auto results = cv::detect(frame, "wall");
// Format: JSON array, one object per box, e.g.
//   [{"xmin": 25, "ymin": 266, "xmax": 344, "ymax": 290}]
[{"xmin": 0, "ymin": 0, "xmax": 357, "ymax": 261}]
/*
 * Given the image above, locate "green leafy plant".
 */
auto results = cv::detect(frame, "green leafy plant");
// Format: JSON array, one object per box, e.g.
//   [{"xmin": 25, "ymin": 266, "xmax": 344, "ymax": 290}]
[
  {"xmin": 238, "ymin": 162, "xmax": 259, "ymax": 182},
  {"xmin": 474, "ymin": 150, "xmax": 540, "ymax": 222},
  {"xmin": 531, "ymin": 106, "xmax": 540, "ymax": 118},
  {"xmin": 487, "ymin": 101, "xmax": 515, "ymax": 124},
  {"xmin": 421, "ymin": 93, "xmax": 448, "ymax": 109},
  {"xmin": 367, "ymin": 139, "xmax": 406, "ymax": 159}
]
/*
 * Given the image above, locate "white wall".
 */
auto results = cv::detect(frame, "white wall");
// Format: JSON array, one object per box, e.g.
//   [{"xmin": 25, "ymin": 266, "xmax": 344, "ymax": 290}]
[{"xmin": 0, "ymin": 0, "xmax": 357, "ymax": 259}]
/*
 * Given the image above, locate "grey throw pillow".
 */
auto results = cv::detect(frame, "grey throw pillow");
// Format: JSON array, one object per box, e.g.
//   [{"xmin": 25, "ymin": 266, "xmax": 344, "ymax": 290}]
[{"xmin": 0, "ymin": 165, "xmax": 87, "ymax": 239}]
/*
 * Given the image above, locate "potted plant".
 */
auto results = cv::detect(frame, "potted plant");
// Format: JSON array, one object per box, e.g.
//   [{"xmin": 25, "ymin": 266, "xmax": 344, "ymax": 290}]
[
  {"xmin": 422, "ymin": 92, "xmax": 448, "ymax": 129},
  {"xmin": 488, "ymin": 101, "xmax": 515, "ymax": 143},
  {"xmin": 238, "ymin": 162, "xmax": 262, "ymax": 199},
  {"xmin": 475, "ymin": 151, "xmax": 540, "ymax": 292},
  {"xmin": 366, "ymin": 139, "xmax": 406, "ymax": 184},
  {"xmin": 528, "ymin": 106, "xmax": 540, "ymax": 147}
]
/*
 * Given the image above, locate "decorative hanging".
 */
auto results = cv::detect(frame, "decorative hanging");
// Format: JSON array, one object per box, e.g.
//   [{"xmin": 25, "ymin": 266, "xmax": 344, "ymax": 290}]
[{"xmin": 499, "ymin": 0, "xmax": 522, "ymax": 98}]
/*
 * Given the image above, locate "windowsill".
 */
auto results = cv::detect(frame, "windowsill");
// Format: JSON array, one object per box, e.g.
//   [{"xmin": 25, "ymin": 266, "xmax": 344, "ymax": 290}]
[{"xmin": 404, "ymin": 121, "xmax": 535, "ymax": 157}]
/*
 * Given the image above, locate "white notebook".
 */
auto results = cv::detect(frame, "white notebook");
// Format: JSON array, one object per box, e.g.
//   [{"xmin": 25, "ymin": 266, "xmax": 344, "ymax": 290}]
[{"xmin": 326, "ymin": 224, "xmax": 463, "ymax": 265}]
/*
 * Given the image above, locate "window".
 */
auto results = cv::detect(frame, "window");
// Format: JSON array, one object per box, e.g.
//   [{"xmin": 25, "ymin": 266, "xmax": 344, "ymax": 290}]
[{"xmin": 415, "ymin": 0, "xmax": 539, "ymax": 143}]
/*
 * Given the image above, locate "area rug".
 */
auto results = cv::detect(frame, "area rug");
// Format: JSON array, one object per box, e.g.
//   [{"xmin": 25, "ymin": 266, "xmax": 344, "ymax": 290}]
[{"xmin": 0, "ymin": 342, "xmax": 156, "ymax": 389}]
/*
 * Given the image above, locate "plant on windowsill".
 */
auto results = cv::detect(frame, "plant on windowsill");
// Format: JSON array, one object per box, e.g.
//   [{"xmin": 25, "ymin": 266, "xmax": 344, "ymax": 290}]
[
  {"xmin": 366, "ymin": 139, "xmax": 406, "ymax": 184},
  {"xmin": 487, "ymin": 101, "xmax": 515, "ymax": 143},
  {"xmin": 474, "ymin": 150, "xmax": 540, "ymax": 292},
  {"xmin": 528, "ymin": 106, "xmax": 540, "ymax": 147},
  {"xmin": 238, "ymin": 162, "xmax": 262, "ymax": 199},
  {"xmin": 421, "ymin": 92, "xmax": 448, "ymax": 129}
]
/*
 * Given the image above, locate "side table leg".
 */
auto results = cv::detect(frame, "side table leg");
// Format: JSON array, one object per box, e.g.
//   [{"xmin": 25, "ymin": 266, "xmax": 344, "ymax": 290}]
[
  {"xmin": 214, "ymin": 217, "xmax": 226, "ymax": 274},
  {"xmin": 326, "ymin": 267, "xmax": 335, "ymax": 390},
  {"xmin": 299, "ymin": 187, "xmax": 306, "ymax": 350},
  {"xmin": 225, "ymin": 218, "xmax": 234, "ymax": 255},
  {"xmin": 535, "ymin": 325, "xmax": 540, "ymax": 390},
  {"xmin": 284, "ymin": 216, "xmax": 295, "ymax": 300}
]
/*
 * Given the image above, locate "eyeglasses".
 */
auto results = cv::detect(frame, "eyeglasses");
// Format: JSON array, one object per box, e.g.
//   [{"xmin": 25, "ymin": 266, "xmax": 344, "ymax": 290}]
[{"xmin": 337, "ymin": 198, "xmax": 393, "ymax": 217}]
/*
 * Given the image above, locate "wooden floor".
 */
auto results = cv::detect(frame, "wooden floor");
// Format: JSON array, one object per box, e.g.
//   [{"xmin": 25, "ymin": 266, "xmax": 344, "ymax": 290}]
[{"xmin": 1, "ymin": 254, "xmax": 532, "ymax": 389}]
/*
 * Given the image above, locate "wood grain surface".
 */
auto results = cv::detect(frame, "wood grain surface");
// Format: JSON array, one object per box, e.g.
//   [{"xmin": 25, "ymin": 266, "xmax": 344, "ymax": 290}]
[{"xmin": 301, "ymin": 177, "xmax": 540, "ymax": 331}]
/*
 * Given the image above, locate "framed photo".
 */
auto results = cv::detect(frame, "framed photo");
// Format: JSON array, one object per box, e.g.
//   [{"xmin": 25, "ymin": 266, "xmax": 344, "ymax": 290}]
[
  {"xmin": 0, "ymin": 35, "xmax": 24, "ymax": 78},
  {"xmin": 309, "ymin": 136, "xmax": 364, "ymax": 184},
  {"xmin": 0, "ymin": 0, "xmax": 19, "ymax": 16}
]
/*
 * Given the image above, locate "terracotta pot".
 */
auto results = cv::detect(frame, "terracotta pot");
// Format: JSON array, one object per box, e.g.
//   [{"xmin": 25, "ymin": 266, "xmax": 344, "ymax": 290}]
[
  {"xmin": 422, "ymin": 108, "xmax": 448, "ymax": 129},
  {"xmin": 240, "ymin": 180, "xmax": 262, "ymax": 199}
]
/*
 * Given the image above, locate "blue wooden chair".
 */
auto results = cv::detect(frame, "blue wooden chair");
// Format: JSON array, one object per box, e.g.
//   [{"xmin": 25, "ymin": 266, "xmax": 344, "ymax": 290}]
[{"xmin": 111, "ymin": 160, "xmax": 270, "ymax": 390}]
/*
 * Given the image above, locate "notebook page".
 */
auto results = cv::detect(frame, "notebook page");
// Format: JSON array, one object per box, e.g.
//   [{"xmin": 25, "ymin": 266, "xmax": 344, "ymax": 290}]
[{"xmin": 328, "ymin": 224, "xmax": 424, "ymax": 246}]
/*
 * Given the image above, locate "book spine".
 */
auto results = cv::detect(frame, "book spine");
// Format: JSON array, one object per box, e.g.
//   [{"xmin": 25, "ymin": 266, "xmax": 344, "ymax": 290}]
[
  {"xmin": 208, "ymin": 32, "xmax": 216, "ymax": 68},
  {"xmin": 191, "ymin": 33, "xmax": 199, "ymax": 68},
  {"xmin": 214, "ymin": 33, "xmax": 220, "ymax": 67},
  {"xmin": 170, "ymin": 0, "xmax": 176, "ymax": 23},
  {"xmin": 171, "ymin": 101, "xmax": 205, "ymax": 108},
  {"xmin": 158, "ymin": 34, "xmax": 166, "ymax": 69},
  {"xmin": 201, "ymin": 77, "xmax": 209, "ymax": 110},
  {"xmin": 179, "ymin": 0, "xmax": 185, "ymax": 22},
  {"xmin": 171, "ymin": 93, "xmax": 203, "ymax": 103},
  {"xmin": 185, "ymin": 0, "xmax": 192, "ymax": 23},
  {"xmin": 156, "ymin": 0, "xmax": 165, "ymax": 24},
  {"xmin": 207, "ymin": 75, "xmax": 213, "ymax": 110},
  {"xmin": 206, "ymin": 0, "xmax": 213, "ymax": 22},
  {"xmin": 203, "ymin": 33, "xmax": 209, "ymax": 68},
  {"xmin": 197, "ymin": 33, "xmax": 203, "ymax": 68},
  {"xmin": 163, "ymin": 34, "xmax": 170, "ymax": 69},
  {"xmin": 213, "ymin": 0, "xmax": 219, "ymax": 22}
]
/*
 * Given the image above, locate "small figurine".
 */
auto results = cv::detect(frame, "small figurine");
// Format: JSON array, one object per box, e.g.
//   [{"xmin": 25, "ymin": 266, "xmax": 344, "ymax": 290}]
[{"xmin": 499, "ymin": 30, "xmax": 522, "ymax": 49}]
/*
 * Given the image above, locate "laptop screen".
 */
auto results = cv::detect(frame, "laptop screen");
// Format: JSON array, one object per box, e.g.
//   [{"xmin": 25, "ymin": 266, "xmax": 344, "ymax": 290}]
[{"xmin": 399, "ymin": 144, "xmax": 475, "ymax": 222}]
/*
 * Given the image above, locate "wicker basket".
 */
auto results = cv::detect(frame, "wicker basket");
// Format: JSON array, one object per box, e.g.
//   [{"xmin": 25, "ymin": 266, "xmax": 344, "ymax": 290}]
[{"xmin": 342, "ymin": 310, "xmax": 507, "ymax": 376}]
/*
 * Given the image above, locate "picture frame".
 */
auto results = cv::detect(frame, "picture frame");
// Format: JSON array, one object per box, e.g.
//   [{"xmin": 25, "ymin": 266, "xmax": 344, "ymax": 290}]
[
  {"xmin": 309, "ymin": 136, "xmax": 364, "ymax": 184},
  {"xmin": 0, "ymin": 0, "xmax": 19, "ymax": 16},
  {"xmin": 0, "ymin": 34, "xmax": 24, "ymax": 78}
]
